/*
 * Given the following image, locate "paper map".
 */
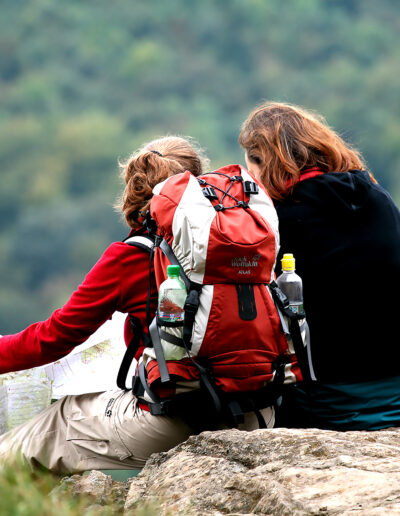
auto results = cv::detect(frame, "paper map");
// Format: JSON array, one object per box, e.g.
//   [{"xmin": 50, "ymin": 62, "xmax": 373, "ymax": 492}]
[
  {"xmin": 44, "ymin": 311, "xmax": 130, "ymax": 398},
  {"xmin": 0, "ymin": 311, "xmax": 132, "ymax": 433}
]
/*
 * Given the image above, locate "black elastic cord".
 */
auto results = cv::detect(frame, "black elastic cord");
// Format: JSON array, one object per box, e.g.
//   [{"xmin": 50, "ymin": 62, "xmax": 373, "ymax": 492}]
[
  {"xmin": 202, "ymin": 180, "xmax": 241, "ymax": 204},
  {"xmin": 202, "ymin": 171, "xmax": 232, "ymax": 179},
  {"xmin": 219, "ymin": 179, "xmax": 234, "ymax": 204},
  {"xmin": 198, "ymin": 177, "xmax": 248, "ymax": 210}
]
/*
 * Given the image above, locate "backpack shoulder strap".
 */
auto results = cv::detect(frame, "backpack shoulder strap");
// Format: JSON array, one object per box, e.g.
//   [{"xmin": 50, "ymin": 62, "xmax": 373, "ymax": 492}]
[
  {"xmin": 116, "ymin": 316, "xmax": 151, "ymax": 390},
  {"xmin": 124, "ymin": 234, "xmax": 155, "ymax": 254},
  {"xmin": 125, "ymin": 233, "xmax": 156, "ymax": 329}
]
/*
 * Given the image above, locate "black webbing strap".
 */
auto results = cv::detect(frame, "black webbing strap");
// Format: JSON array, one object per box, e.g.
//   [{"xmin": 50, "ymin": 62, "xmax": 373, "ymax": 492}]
[
  {"xmin": 124, "ymin": 233, "xmax": 156, "ymax": 330},
  {"xmin": 236, "ymin": 284, "xmax": 257, "ymax": 321},
  {"xmin": 287, "ymin": 316, "xmax": 313, "ymax": 384},
  {"xmin": 146, "ymin": 242, "xmax": 156, "ymax": 329},
  {"xmin": 304, "ymin": 321, "xmax": 316, "ymax": 381},
  {"xmin": 159, "ymin": 239, "xmax": 191, "ymax": 290},
  {"xmin": 182, "ymin": 286, "xmax": 201, "ymax": 349},
  {"xmin": 159, "ymin": 328, "xmax": 185, "ymax": 348},
  {"xmin": 144, "ymin": 381, "xmax": 280, "ymax": 429},
  {"xmin": 255, "ymin": 410, "xmax": 267, "ymax": 429},
  {"xmin": 272, "ymin": 353, "xmax": 291, "ymax": 385},
  {"xmin": 158, "ymin": 237, "xmax": 202, "ymax": 350},
  {"xmin": 146, "ymin": 368, "xmax": 223, "ymax": 423},
  {"xmin": 269, "ymin": 281, "xmax": 313, "ymax": 384},
  {"xmin": 149, "ymin": 317, "xmax": 171, "ymax": 383},
  {"xmin": 227, "ymin": 399, "xmax": 245, "ymax": 426},
  {"xmin": 116, "ymin": 317, "xmax": 150, "ymax": 390},
  {"xmin": 138, "ymin": 360, "xmax": 161, "ymax": 404},
  {"xmin": 197, "ymin": 364, "xmax": 222, "ymax": 415},
  {"xmin": 244, "ymin": 396, "xmax": 267, "ymax": 429}
]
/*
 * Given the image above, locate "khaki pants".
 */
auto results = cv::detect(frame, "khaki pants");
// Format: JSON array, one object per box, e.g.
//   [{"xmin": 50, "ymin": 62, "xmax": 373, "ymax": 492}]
[{"xmin": 0, "ymin": 389, "xmax": 274, "ymax": 475}]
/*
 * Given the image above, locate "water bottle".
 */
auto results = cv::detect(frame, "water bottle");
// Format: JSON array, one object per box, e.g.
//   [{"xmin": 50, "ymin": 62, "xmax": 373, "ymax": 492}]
[
  {"xmin": 276, "ymin": 253, "xmax": 304, "ymax": 317},
  {"xmin": 276, "ymin": 253, "xmax": 316, "ymax": 381},
  {"xmin": 158, "ymin": 265, "xmax": 187, "ymax": 323}
]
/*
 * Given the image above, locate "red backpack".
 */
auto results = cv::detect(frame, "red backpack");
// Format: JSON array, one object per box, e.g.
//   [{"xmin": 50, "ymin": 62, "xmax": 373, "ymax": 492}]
[{"xmin": 118, "ymin": 165, "xmax": 312, "ymax": 428}]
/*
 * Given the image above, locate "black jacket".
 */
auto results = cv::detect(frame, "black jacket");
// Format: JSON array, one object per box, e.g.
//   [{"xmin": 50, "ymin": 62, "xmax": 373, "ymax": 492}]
[{"xmin": 275, "ymin": 170, "xmax": 400, "ymax": 382}]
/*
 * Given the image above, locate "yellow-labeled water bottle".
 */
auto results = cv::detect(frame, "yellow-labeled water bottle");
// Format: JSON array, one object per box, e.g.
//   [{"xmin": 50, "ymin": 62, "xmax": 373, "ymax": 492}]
[
  {"xmin": 276, "ymin": 253, "xmax": 304, "ymax": 317},
  {"xmin": 275, "ymin": 253, "xmax": 316, "ymax": 382}
]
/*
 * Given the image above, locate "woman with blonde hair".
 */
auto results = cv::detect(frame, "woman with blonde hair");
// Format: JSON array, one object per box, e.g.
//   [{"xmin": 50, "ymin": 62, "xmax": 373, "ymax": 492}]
[
  {"xmin": 240, "ymin": 102, "xmax": 400, "ymax": 430},
  {"xmin": 0, "ymin": 136, "xmax": 208, "ymax": 473}
]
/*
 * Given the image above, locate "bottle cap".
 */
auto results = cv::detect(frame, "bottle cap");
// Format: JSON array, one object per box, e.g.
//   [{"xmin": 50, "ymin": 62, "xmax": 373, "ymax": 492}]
[
  {"xmin": 167, "ymin": 265, "xmax": 181, "ymax": 277},
  {"xmin": 281, "ymin": 253, "xmax": 295, "ymax": 271}
]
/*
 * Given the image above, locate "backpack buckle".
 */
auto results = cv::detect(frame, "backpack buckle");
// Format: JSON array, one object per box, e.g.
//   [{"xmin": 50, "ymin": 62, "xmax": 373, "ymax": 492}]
[
  {"xmin": 243, "ymin": 181, "xmax": 259, "ymax": 194},
  {"xmin": 214, "ymin": 204, "xmax": 225, "ymax": 212},
  {"xmin": 144, "ymin": 211, "xmax": 158, "ymax": 236},
  {"xmin": 269, "ymin": 281, "xmax": 290, "ymax": 310},
  {"xmin": 184, "ymin": 289, "xmax": 200, "ymax": 314},
  {"xmin": 149, "ymin": 399, "xmax": 171, "ymax": 416},
  {"xmin": 202, "ymin": 186, "xmax": 218, "ymax": 200}
]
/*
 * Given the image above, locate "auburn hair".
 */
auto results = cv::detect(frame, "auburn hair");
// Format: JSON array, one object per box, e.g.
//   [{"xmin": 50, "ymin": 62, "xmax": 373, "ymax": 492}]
[
  {"xmin": 117, "ymin": 136, "xmax": 209, "ymax": 228},
  {"xmin": 239, "ymin": 102, "xmax": 369, "ymax": 200}
]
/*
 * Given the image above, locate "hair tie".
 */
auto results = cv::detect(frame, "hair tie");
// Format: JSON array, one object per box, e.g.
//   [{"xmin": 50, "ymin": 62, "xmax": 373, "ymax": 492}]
[{"xmin": 150, "ymin": 150, "xmax": 163, "ymax": 157}]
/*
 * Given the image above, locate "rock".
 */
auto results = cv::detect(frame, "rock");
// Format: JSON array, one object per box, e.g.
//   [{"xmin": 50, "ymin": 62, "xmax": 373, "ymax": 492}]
[
  {"xmin": 124, "ymin": 427, "xmax": 400, "ymax": 515},
  {"xmin": 53, "ymin": 470, "xmax": 128, "ymax": 510},
  {"xmin": 55, "ymin": 428, "xmax": 400, "ymax": 514}
]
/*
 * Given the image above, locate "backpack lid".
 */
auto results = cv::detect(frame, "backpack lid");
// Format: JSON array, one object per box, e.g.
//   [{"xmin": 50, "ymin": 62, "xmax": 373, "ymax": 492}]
[{"xmin": 150, "ymin": 164, "xmax": 279, "ymax": 284}]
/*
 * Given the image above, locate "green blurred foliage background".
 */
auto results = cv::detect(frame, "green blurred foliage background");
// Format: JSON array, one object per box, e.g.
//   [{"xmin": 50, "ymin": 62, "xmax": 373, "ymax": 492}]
[{"xmin": 1, "ymin": 0, "xmax": 399, "ymax": 333}]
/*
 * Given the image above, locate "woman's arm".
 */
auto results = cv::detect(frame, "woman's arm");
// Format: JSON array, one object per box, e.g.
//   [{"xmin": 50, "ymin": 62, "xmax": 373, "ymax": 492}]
[{"xmin": 0, "ymin": 243, "xmax": 125, "ymax": 374}]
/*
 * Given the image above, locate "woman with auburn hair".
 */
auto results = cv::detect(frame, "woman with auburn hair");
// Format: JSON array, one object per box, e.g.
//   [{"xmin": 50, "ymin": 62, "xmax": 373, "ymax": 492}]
[
  {"xmin": 0, "ymin": 136, "xmax": 211, "ymax": 473},
  {"xmin": 240, "ymin": 102, "xmax": 400, "ymax": 431}
]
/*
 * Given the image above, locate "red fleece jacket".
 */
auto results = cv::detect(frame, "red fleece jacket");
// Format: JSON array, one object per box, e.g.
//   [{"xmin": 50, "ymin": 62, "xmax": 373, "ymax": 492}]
[{"xmin": 0, "ymin": 239, "xmax": 156, "ymax": 374}]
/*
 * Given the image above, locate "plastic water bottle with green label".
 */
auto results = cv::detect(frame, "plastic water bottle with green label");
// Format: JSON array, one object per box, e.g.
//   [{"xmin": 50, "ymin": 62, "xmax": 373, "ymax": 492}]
[{"xmin": 158, "ymin": 265, "xmax": 187, "ymax": 323}]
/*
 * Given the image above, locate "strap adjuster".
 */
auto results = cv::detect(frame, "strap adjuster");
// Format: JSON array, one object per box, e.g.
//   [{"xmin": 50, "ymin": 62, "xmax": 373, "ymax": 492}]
[
  {"xmin": 243, "ymin": 180, "xmax": 259, "ymax": 194},
  {"xmin": 202, "ymin": 186, "xmax": 218, "ymax": 200},
  {"xmin": 269, "ymin": 281, "xmax": 290, "ymax": 310},
  {"xmin": 184, "ymin": 289, "xmax": 200, "ymax": 315},
  {"xmin": 149, "ymin": 399, "xmax": 170, "ymax": 416}
]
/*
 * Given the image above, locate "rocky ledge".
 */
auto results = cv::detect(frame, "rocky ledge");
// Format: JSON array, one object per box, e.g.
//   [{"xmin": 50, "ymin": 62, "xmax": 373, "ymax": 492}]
[{"xmin": 64, "ymin": 427, "xmax": 400, "ymax": 515}]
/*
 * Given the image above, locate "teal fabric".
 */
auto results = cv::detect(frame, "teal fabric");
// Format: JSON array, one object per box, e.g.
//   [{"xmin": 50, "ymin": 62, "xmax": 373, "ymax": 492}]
[
  {"xmin": 99, "ymin": 469, "xmax": 141, "ymax": 481},
  {"xmin": 84, "ymin": 469, "xmax": 141, "ymax": 481},
  {"xmin": 282, "ymin": 375, "xmax": 400, "ymax": 431}
]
